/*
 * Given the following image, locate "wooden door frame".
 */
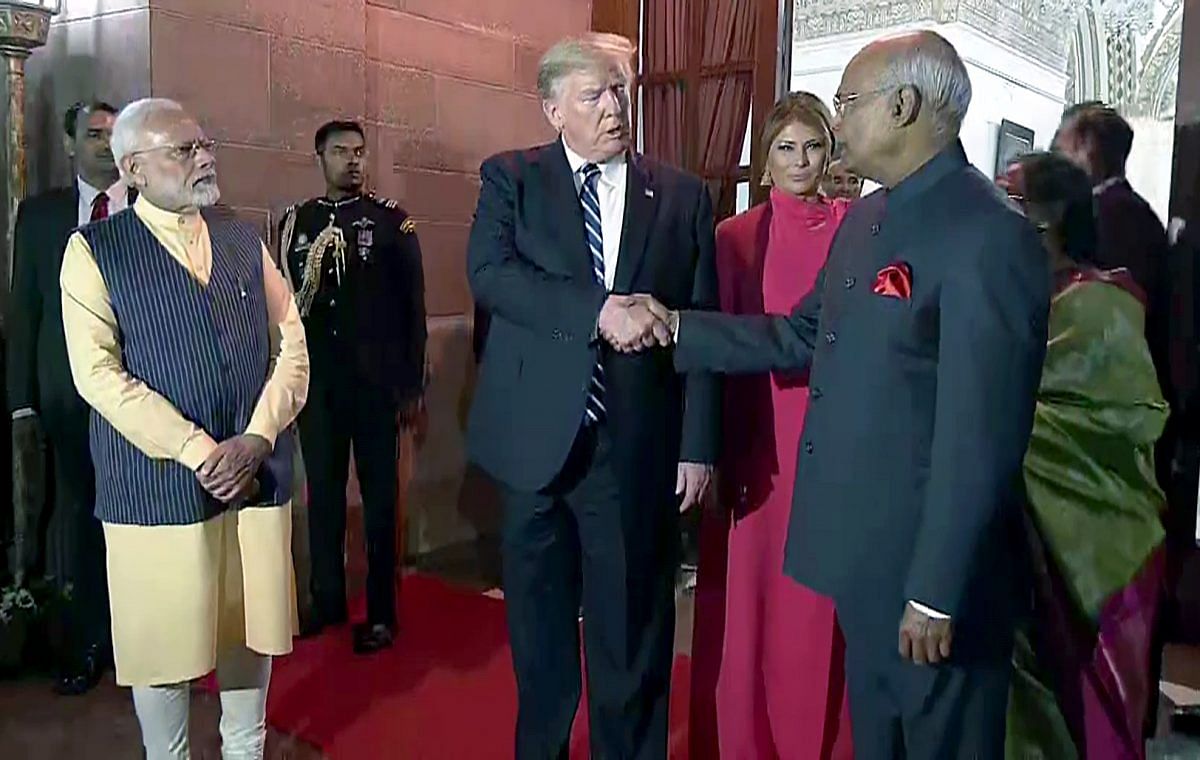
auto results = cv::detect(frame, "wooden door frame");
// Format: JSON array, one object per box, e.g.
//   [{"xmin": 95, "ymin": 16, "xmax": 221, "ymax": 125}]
[{"xmin": 749, "ymin": 0, "xmax": 792, "ymax": 207}]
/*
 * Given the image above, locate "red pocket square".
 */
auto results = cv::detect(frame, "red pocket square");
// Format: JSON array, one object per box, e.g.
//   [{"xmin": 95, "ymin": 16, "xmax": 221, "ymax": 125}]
[{"xmin": 872, "ymin": 262, "xmax": 913, "ymax": 300}]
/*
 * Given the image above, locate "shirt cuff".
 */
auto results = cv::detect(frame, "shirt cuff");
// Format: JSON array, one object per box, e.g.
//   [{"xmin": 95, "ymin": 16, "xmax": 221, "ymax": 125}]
[
  {"xmin": 179, "ymin": 432, "xmax": 220, "ymax": 472},
  {"xmin": 243, "ymin": 420, "xmax": 280, "ymax": 449},
  {"xmin": 671, "ymin": 311, "xmax": 681, "ymax": 343},
  {"xmin": 11, "ymin": 408, "xmax": 37, "ymax": 421},
  {"xmin": 908, "ymin": 600, "xmax": 951, "ymax": 619}
]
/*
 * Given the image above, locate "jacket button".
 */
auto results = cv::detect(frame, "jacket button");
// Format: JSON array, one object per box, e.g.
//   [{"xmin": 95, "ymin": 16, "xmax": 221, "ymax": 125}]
[
  {"xmin": 824, "ymin": 331, "xmax": 836, "ymax": 345},
  {"xmin": 870, "ymin": 223, "xmax": 881, "ymax": 235},
  {"xmin": 811, "ymin": 387, "xmax": 823, "ymax": 400},
  {"xmin": 552, "ymin": 329, "xmax": 563, "ymax": 340},
  {"xmin": 844, "ymin": 276, "xmax": 856, "ymax": 289},
  {"xmin": 804, "ymin": 441, "xmax": 814, "ymax": 455}
]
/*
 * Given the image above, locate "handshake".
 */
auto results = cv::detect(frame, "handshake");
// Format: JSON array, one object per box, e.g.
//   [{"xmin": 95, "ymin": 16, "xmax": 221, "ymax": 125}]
[{"xmin": 598, "ymin": 294, "xmax": 679, "ymax": 353}]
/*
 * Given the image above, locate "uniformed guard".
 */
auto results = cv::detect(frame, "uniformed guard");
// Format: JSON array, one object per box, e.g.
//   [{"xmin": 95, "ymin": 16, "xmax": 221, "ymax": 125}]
[{"xmin": 279, "ymin": 120, "xmax": 426, "ymax": 655}]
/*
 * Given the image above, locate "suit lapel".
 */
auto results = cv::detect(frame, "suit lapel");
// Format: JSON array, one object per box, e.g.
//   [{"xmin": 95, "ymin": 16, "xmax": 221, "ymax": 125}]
[
  {"xmin": 58, "ymin": 187, "xmax": 81, "ymax": 250},
  {"xmin": 613, "ymin": 154, "xmax": 658, "ymax": 293},
  {"xmin": 542, "ymin": 141, "xmax": 593, "ymax": 282},
  {"xmin": 62, "ymin": 187, "xmax": 80, "ymax": 232}
]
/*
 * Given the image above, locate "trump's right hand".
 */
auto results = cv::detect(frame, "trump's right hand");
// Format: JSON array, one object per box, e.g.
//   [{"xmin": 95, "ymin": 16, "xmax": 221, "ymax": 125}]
[{"xmin": 599, "ymin": 294, "xmax": 672, "ymax": 352}]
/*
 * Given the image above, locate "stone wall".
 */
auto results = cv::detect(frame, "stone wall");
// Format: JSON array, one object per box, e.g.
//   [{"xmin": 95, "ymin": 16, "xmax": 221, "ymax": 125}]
[
  {"xmin": 23, "ymin": 0, "xmax": 152, "ymax": 196},
  {"xmin": 19, "ymin": 0, "xmax": 593, "ymax": 556}
]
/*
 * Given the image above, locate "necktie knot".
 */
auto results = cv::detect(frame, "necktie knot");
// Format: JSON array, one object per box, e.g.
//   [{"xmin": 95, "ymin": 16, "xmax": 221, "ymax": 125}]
[
  {"xmin": 90, "ymin": 192, "xmax": 110, "ymax": 222},
  {"xmin": 581, "ymin": 163, "xmax": 601, "ymax": 188}
]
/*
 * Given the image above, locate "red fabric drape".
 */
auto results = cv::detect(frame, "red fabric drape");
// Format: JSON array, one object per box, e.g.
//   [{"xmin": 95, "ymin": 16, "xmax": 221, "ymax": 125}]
[
  {"xmin": 642, "ymin": 0, "xmax": 756, "ymax": 218},
  {"xmin": 643, "ymin": 1, "xmax": 688, "ymax": 167}
]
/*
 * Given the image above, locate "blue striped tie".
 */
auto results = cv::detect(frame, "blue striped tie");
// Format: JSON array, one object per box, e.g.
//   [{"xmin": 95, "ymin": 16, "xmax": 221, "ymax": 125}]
[{"xmin": 580, "ymin": 163, "xmax": 607, "ymax": 425}]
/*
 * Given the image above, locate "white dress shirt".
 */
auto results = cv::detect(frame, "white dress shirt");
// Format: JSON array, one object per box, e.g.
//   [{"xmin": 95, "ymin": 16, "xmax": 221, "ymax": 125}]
[
  {"xmin": 562, "ymin": 138, "xmax": 627, "ymax": 290},
  {"xmin": 77, "ymin": 175, "xmax": 129, "ymax": 225}
]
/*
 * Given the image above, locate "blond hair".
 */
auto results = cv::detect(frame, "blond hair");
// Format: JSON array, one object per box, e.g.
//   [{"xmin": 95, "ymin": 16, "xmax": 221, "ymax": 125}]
[
  {"xmin": 760, "ymin": 91, "xmax": 835, "ymax": 160},
  {"xmin": 537, "ymin": 33, "xmax": 636, "ymax": 101}
]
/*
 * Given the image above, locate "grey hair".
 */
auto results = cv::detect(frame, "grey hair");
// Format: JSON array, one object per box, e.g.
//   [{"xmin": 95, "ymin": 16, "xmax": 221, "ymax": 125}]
[
  {"xmin": 111, "ymin": 98, "xmax": 187, "ymax": 168},
  {"xmin": 537, "ymin": 33, "xmax": 636, "ymax": 101},
  {"xmin": 877, "ymin": 31, "xmax": 972, "ymax": 138}
]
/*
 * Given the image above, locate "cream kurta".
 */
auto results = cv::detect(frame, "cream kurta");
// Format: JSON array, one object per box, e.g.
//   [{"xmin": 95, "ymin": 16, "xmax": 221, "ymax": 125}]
[{"xmin": 60, "ymin": 197, "xmax": 310, "ymax": 686}]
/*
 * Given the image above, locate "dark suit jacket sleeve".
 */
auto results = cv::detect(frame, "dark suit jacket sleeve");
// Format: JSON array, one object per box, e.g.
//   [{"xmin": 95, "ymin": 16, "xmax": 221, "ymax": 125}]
[
  {"xmin": 396, "ymin": 225, "xmax": 427, "ymax": 403},
  {"xmin": 903, "ymin": 221, "xmax": 1048, "ymax": 618},
  {"xmin": 467, "ymin": 157, "xmax": 607, "ymax": 342},
  {"xmin": 679, "ymin": 183, "xmax": 720, "ymax": 464},
  {"xmin": 1096, "ymin": 201, "xmax": 1174, "ymax": 401},
  {"xmin": 673, "ymin": 267, "xmax": 824, "ymax": 375},
  {"xmin": 6, "ymin": 199, "xmax": 41, "ymax": 414}
]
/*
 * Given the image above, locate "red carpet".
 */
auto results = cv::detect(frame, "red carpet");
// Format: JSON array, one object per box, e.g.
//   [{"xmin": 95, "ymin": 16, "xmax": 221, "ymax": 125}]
[{"xmin": 259, "ymin": 576, "xmax": 691, "ymax": 759}]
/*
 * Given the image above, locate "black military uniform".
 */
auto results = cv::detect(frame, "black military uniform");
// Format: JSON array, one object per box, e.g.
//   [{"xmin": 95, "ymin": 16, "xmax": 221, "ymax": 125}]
[{"xmin": 279, "ymin": 192, "xmax": 426, "ymax": 632}]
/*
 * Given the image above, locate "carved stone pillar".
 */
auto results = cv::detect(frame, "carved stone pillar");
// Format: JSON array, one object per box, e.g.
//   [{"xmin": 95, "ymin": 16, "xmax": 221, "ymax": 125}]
[
  {"xmin": 0, "ymin": 2, "xmax": 55, "ymax": 317},
  {"xmin": 1, "ymin": 1, "xmax": 56, "ymax": 581}
]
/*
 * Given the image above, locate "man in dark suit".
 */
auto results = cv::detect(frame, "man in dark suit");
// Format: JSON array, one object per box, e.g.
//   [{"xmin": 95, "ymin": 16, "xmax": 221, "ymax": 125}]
[
  {"xmin": 644, "ymin": 32, "xmax": 1049, "ymax": 757},
  {"xmin": 466, "ymin": 33, "xmax": 719, "ymax": 759},
  {"xmin": 1054, "ymin": 103, "xmax": 1173, "ymax": 407},
  {"xmin": 7, "ymin": 101, "xmax": 127, "ymax": 695}
]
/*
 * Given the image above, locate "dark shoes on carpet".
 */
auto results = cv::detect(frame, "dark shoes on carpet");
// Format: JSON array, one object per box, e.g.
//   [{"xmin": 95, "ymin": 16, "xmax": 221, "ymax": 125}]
[
  {"xmin": 299, "ymin": 611, "xmax": 394, "ymax": 654},
  {"xmin": 54, "ymin": 644, "xmax": 107, "ymax": 696},
  {"xmin": 299, "ymin": 610, "xmax": 348, "ymax": 639},
  {"xmin": 353, "ymin": 623, "xmax": 394, "ymax": 655}
]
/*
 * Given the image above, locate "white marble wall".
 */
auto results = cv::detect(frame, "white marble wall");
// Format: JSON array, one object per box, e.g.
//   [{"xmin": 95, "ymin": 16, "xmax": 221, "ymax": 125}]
[{"xmin": 790, "ymin": 22, "xmax": 1068, "ymax": 183}]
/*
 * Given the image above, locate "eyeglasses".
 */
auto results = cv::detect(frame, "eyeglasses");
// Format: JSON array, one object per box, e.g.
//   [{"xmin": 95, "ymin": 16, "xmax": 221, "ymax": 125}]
[
  {"xmin": 832, "ymin": 87, "xmax": 894, "ymax": 117},
  {"xmin": 1007, "ymin": 194, "xmax": 1051, "ymax": 234},
  {"xmin": 128, "ymin": 139, "xmax": 217, "ymax": 163}
]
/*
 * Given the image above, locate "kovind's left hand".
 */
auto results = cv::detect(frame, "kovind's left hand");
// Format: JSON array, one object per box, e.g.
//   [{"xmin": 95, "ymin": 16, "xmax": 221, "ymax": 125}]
[
  {"xmin": 198, "ymin": 434, "xmax": 272, "ymax": 503},
  {"xmin": 398, "ymin": 397, "xmax": 423, "ymax": 429},
  {"xmin": 676, "ymin": 462, "xmax": 714, "ymax": 513},
  {"xmin": 898, "ymin": 603, "xmax": 953, "ymax": 665}
]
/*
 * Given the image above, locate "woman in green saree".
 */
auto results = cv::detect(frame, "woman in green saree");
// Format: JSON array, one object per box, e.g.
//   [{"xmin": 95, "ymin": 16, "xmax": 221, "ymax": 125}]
[{"xmin": 999, "ymin": 152, "xmax": 1169, "ymax": 759}]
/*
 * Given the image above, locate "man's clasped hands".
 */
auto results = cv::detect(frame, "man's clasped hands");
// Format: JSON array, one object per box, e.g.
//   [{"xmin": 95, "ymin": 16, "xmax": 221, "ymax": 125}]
[
  {"xmin": 598, "ymin": 294, "xmax": 678, "ymax": 353},
  {"xmin": 196, "ymin": 434, "xmax": 272, "ymax": 504}
]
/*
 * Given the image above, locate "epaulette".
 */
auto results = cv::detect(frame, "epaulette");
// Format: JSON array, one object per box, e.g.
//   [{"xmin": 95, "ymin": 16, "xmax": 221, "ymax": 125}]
[{"xmin": 367, "ymin": 192, "xmax": 400, "ymax": 211}]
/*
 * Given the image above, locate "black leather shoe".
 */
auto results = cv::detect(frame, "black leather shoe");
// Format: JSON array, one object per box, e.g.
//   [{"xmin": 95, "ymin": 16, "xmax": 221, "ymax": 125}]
[
  {"xmin": 352, "ymin": 623, "xmax": 395, "ymax": 655},
  {"xmin": 53, "ymin": 644, "xmax": 106, "ymax": 696},
  {"xmin": 299, "ymin": 617, "xmax": 327, "ymax": 639},
  {"xmin": 299, "ymin": 610, "xmax": 348, "ymax": 639}
]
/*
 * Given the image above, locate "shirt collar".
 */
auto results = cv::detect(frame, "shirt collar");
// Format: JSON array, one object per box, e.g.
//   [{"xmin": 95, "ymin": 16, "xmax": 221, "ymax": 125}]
[
  {"xmin": 77, "ymin": 176, "xmax": 102, "ymax": 207},
  {"xmin": 77, "ymin": 175, "xmax": 126, "ymax": 202},
  {"xmin": 884, "ymin": 140, "xmax": 969, "ymax": 211},
  {"xmin": 317, "ymin": 193, "xmax": 363, "ymax": 209},
  {"xmin": 561, "ymin": 137, "xmax": 626, "ymax": 184},
  {"xmin": 134, "ymin": 194, "xmax": 204, "ymax": 230},
  {"xmin": 1093, "ymin": 176, "xmax": 1126, "ymax": 196}
]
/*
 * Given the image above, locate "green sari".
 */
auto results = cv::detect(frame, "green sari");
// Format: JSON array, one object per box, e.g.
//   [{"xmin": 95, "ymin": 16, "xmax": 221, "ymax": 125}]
[{"xmin": 1006, "ymin": 270, "xmax": 1168, "ymax": 759}]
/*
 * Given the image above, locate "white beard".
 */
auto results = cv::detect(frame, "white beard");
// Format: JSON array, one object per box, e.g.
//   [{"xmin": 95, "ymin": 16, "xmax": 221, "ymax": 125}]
[{"xmin": 192, "ymin": 181, "xmax": 221, "ymax": 207}]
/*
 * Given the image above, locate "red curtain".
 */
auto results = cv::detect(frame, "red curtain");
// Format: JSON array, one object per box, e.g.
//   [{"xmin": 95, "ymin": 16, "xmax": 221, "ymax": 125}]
[
  {"xmin": 698, "ymin": 0, "xmax": 755, "ymax": 215},
  {"xmin": 642, "ymin": 0, "xmax": 756, "ymax": 218},
  {"xmin": 642, "ymin": 1, "xmax": 689, "ymax": 167}
]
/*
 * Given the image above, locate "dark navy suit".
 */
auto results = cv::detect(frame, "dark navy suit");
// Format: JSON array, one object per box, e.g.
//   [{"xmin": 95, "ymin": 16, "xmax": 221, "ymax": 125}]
[
  {"xmin": 467, "ymin": 141, "xmax": 719, "ymax": 759},
  {"xmin": 676, "ymin": 143, "xmax": 1049, "ymax": 757}
]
